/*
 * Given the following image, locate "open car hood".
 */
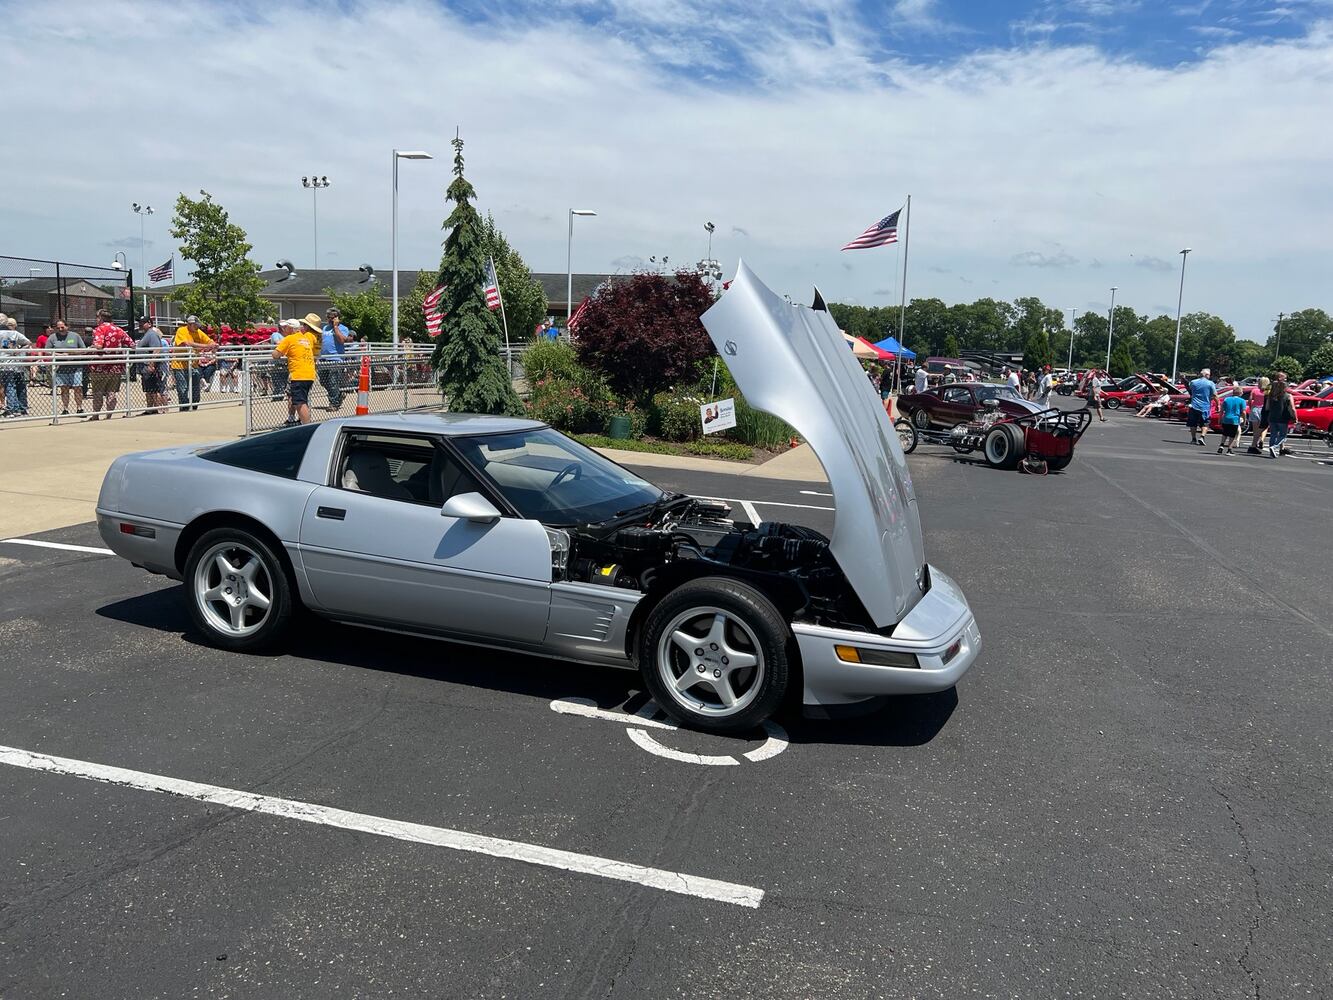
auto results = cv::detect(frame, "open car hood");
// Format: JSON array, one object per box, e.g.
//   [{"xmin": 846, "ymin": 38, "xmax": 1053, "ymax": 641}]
[{"xmin": 700, "ymin": 262, "xmax": 926, "ymax": 628}]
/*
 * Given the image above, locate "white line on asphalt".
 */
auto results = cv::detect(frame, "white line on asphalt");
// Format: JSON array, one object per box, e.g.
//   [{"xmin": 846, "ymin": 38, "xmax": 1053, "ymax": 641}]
[
  {"xmin": 551, "ymin": 697, "xmax": 678, "ymax": 731},
  {"xmin": 799, "ymin": 490, "xmax": 834, "ymax": 498},
  {"xmin": 625, "ymin": 728, "xmax": 739, "ymax": 766},
  {"xmin": 739, "ymin": 500, "xmax": 762, "ymax": 525},
  {"xmin": 0, "ymin": 743, "xmax": 764, "ymax": 909},
  {"xmin": 0, "ymin": 538, "xmax": 112, "ymax": 555}
]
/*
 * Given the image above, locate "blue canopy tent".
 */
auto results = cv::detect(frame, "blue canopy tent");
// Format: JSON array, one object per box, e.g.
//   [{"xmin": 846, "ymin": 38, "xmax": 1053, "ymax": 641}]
[{"xmin": 872, "ymin": 336, "xmax": 916, "ymax": 359}]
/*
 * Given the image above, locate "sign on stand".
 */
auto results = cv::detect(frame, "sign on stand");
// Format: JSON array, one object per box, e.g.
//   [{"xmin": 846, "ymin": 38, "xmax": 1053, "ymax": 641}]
[{"xmin": 700, "ymin": 398, "xmax": 737, "ymax": 434}]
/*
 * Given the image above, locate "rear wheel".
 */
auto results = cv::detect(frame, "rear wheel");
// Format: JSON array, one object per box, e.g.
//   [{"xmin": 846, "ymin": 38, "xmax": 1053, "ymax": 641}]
[
  {"xmin": 983, "ymin": 424, "xmax": 1025, "ymax": 470},
  {"xmin": 1104, "ymin": 398, "xmax": 1121, "ymax": 410},
  {"xmin": 638, "ymin": 578, "xmax": 790, "ymax": 735},
  {"xmin": 185, "ymin": 527, "xmax": 294, "ymax": 651}
]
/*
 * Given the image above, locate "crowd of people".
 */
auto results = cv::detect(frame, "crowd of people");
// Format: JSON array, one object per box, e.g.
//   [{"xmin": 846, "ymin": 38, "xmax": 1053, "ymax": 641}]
[
  {"xmin": 0, "ymin": 307, "xmax": 428, "ymax": 423},
  {"xmin": 1179, "ymin": 368, "xmax": 1299, "ymax": 458}
]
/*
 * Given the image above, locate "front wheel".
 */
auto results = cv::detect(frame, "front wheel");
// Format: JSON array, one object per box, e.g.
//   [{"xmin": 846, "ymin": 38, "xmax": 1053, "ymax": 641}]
[
  {"xmin": 1104, "ymin": 398, "xmax": 1121, "ymax": 410},
  {"xmin": 638, "ymin": 578, "xmax": 791, "ymax": 735},
  {"xmin": 911, "ymin": 407, "xmax": 932, "ymax": 430},
  {"xmin": 895, "ymin": 418, "xmax": 918, "ymax": 454},
  {"xmin": 185, "ymin": 527, "xmax": 294, "ymax": 651}
]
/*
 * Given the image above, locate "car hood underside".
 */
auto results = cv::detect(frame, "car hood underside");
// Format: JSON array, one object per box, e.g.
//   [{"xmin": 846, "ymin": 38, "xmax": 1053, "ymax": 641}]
[{"xmin": 700, "ymin": 262, "xmax": 927, "ymax": 628}]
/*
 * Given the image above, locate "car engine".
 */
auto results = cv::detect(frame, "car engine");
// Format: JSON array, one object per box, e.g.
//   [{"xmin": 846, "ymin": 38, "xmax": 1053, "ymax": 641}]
[{"xmin": 557, "ymin": 498, "xmax": 872, "ymax": 630}]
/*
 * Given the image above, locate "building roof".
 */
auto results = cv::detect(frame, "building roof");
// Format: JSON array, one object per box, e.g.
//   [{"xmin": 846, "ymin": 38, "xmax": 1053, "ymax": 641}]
[
  {"xmin": 147, "ymin": 268, "xmax": 628, "ymax": 305},
  {"xmin": 0, "ymin": 294, "xmax": 42, "ymax": 310},
  {"xmin": 7, "ymin": 278, "xmax": 116, "ymax": 299}
]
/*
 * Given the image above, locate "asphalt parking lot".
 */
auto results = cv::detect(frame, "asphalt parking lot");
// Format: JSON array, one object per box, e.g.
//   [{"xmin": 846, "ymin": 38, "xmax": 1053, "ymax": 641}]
[{"xmin": 1, "ymin": 409, "xmax": 1330, "ymax": 999}]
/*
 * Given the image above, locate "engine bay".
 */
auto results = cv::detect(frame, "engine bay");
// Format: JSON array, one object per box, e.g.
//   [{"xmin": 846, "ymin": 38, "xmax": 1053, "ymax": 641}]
[{"xmin": 554, "ymin": 497, "xmax": 874, "ymax": 630}]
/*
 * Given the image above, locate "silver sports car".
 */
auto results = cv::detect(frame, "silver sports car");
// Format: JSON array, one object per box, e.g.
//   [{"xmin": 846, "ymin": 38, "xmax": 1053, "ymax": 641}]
[{"xmin": 97, "ymin": 265, "xmax": 980, "ymax": 733}]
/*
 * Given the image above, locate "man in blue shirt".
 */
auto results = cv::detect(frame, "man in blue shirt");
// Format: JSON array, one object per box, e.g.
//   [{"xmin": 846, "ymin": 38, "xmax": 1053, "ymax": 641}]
[
  {"xmin": 317, "ymin": 307, "xmax": 356, "ymax": 409},
  {"xmin": 1217, "ymin": 392, "xmax": 1248, "ymax": 456},
  {"xmin": 1187, "ymin": 367, "xmax": 1217, "ymax": 447}
]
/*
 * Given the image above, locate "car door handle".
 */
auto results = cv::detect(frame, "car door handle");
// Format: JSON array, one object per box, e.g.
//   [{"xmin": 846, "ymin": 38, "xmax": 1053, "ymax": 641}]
[{"xmin": 316, "ymin": 506, "xmax": 346, "ymax": 521}]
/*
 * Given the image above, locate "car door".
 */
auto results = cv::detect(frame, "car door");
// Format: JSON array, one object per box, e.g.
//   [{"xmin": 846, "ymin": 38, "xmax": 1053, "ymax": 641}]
[
  {"xmin": 937, "ymin": 385, "xmax": 976, "ymax": 426},
  {"xmin": 297, "ymin": 430, "xmax": 552, "ymax": 643}
]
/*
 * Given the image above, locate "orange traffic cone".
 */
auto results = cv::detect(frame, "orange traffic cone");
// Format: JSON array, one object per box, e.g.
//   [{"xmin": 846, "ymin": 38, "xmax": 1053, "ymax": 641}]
[{"xmin": 355, "ymin": 355, "xmax": 370, "ymax": 415}]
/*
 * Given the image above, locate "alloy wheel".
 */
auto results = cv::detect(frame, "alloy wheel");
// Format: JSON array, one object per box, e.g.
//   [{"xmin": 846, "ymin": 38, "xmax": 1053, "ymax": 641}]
[
  {"xmin": 193, "ymin": 540, "xmax": 274, "ymax": 638},
  {"xmin": 656, "ymin": 606, "xmax": 766, "ymax": 718}
]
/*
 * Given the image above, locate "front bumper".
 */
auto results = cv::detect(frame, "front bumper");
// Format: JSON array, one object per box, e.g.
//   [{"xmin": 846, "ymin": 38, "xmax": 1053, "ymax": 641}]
[{"xmin": 793, "ymin": 565, "xmax": 981, "ymax": 707}]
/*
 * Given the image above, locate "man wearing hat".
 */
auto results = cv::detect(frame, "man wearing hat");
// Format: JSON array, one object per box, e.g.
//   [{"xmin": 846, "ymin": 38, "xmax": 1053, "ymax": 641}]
[
  {"xmin": 315, "ymin": 307, "xmax": 356, "ymax": 410},
  {"xmin": 171, "ymin": 315, "xmax": 214, "ymax": 411},
  {"xmin": 272, "ymin": 317, "xmax": 321, "ymax": 425},
  {"xmin": 135, "ymin": 315, "xmax": 169, "ymax": 414}
]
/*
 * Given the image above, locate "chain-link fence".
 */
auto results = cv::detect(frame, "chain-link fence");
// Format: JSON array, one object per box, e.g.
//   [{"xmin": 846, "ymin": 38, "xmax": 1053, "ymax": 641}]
[{"xmin": 1, "ymin": 256, "xmax": 136, "ymax": 338}]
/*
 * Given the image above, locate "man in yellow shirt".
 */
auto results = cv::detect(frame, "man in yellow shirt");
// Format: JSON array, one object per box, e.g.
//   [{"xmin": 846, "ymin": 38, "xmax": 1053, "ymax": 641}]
[
  {"xmin": 272, "ymin": 318, "xmax": 320, "ymax": 424},
  {"xmin": 171, "ymin": 315, "xmax": 215, "ymax": 411}
]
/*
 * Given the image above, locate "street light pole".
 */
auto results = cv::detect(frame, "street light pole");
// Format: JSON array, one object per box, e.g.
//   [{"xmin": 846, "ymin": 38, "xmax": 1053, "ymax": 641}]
[
  {"xmin": 1170, "ymin": 248, "xmax": 1191, "ymax": 385},
  {"xmin": 567, "ymin": 209, "xmax": 597, "ymax": 322},
  {"xmin": 1105, "ymin": 287, "xmax": 1117, "ymax": 373},
  {"xmin": 301, "ymin": 175, "xmax": 330, "ymax": 265},
  {"xmin": 132, "ymin": 203, "xmax": 153, "ymax": 314},
  {"xmin": 391, "ymin": 150, "xmax": 432, "ymax": 347},
  {"xmin": 1274, "ymin": 311, "xmax": 1285, "ymax": 361}
]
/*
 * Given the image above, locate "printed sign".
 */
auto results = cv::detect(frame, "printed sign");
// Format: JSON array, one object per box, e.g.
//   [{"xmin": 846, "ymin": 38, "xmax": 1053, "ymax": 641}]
[{"xmin": 700, "ymin": 397, "xmax": 737, "ymax": 434}]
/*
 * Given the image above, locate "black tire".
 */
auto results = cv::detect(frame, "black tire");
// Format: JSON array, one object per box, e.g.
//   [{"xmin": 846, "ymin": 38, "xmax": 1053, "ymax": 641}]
[
  {"xmin": 184, "ymin": 526, "xmax": 295, "ymax": 652},
  {"xmin": 1046, "ymin": 453, "xmax": 1073, "ymax": 471},
  {"xmin": 982, "ymin": 424, "xmax": 1025, "ymax": 470},
  {"xmin": 895, "ymin": 418, "xmax": 918, "ymax": 454},
  {"xmin": 911, "ymin": 407, "xmax": 932, "ymax": 430},
  {"xmin": 1104, "ymin": 398, "xmax": 1121, "ymax": 410},
  {"xmin": 638, "ymin": 578, "xmax": 791, "ymax": 735}
]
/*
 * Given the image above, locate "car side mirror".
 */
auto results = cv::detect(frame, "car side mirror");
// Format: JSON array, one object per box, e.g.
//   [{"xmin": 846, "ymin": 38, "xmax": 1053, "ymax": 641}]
[{"xmin": 441, "ymin": 492, "xmax": 500, "ymax": 523}]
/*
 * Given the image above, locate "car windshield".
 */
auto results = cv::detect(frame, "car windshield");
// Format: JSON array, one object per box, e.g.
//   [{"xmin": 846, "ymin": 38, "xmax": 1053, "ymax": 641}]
[
  {"xmin": 975, "ymin": 384, "xmax": 1022, "ymax": 403},
  {"xmin": 451, "ymin": 426, "xmax": 663, "ymax": 526}
]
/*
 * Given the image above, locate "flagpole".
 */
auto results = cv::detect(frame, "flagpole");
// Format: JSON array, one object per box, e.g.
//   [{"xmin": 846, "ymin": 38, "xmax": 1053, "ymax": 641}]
[
  {"xmin": 490, "ymin": 256, "xmax": 512, "ymax": 373},
  {"xmin": 895, "ymin": 195, "xmax": 911, "ymax": 392}
]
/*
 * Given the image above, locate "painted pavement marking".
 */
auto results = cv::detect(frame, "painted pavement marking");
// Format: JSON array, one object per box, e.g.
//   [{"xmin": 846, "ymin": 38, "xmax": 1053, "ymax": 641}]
[{"xmin": 0, "ymin": 538, "xmax": 112, "ymax": 555}]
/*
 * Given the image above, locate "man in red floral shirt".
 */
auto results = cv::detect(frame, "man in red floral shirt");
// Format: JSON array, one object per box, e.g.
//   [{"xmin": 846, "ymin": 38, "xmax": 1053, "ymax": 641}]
[{"xmin": 88, "ymin": 309, "xmax": 136, "ymax": 419}]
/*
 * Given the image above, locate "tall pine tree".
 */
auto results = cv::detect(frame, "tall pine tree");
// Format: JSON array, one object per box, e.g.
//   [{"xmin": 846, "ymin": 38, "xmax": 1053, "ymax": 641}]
[{"xmin": 429, "ymin": 135, "xmax": 523, "ymax": 416}]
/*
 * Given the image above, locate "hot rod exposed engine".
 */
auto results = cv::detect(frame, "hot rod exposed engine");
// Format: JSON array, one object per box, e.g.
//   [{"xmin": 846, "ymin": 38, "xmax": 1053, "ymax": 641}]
[{"xmin": 562, "ymin": 497, "xmax": 872, "ymax": 630}]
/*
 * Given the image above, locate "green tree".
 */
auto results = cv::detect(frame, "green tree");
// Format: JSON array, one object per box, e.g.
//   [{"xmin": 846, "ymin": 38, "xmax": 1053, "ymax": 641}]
[
  {"xmin": 1230, "ymin": 339, "xmax": 1269, "ymax": 376},
  {"xmin": 1267, "ymin": 309, "xmax": 1333, "ymax": 364},
  {"xmin": 1140, "ymin": 316, "xmax": 1177, "ymax": 373},
  {"xmin": 1073, "ymin": 311, "xmax": 1108, "ymax": 368},
  {"xmin": 1305, "ymin": 342, "xmax": 1333, "ymax": 378},
  {"xmin": 168, "ymin": 190, "xmax": 268, "ymax": 328},
  {"xmin": 1110, "ymin": 339, "xmax": 1135, "ymax": 377},
  {"xmin": 1022, "ymin": 328, "xmax": 1052, "ymax": 370},
  {"xmin": 326, "ymin": 287, "xmax": 392, "ymax": 342},
  {"xmin": 481, "ymin": 212, "xmax": 547, "ymax": 345},
  {"xmin": 397, "ymin": 269, "xmax": 439, "ymax": 345},
  {"xmin": 1180, "ymin": 312, "xmax": 1235, "ymax": 374},
  {"xmin": 428, "ymin": 136, "xmax": 523, "ymax": 416},
  {"xmin": 902, "ymin": 297, "xmax": 952, "ymax": 357},
  {"xmin": 1271, "ymin": 355, "xmax": 1305, "ymax": 382},
  {"xmin": 942, "ymin": 333, "xmax": 961, "ymax": 359}
]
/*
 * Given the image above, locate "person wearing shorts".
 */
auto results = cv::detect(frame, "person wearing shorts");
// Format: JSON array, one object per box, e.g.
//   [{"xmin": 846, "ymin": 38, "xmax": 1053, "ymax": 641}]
[
  {"xmin": 88, "ymin": 310, "xmax": 135, "ymax": 419},
  {"xmin": 272, "ymin": 318, "xmax": 319, "ymax": 425},
  {"xmin": 48, "ymin": 321, "xmax": 86, "ymax": 415},
  {"xmin": 1217, "ymin": 393, "xmax": 1247, "ymax": 456},
  {"xmin": 1186, "ymin": 368, "xmax": 1217, "ymax": 447}
]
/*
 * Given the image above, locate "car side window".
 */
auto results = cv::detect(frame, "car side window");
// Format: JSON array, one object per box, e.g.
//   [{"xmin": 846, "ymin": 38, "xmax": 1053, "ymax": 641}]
[
  {"xmin": 335, "ymin": 432, "xmax": 484, "ymax": 507},
  {"xmin": 942, "ymin": 386, "xmax": 971, "ymax": 404}
]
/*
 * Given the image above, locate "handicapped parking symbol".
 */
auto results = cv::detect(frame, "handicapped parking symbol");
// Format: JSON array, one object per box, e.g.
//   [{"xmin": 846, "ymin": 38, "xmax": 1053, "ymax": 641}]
[{"xmin": 549, "ymin": 696, "xmax": 788, "ymax": 766}]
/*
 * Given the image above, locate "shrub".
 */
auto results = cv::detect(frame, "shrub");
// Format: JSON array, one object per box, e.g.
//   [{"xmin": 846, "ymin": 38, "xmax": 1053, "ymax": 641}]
[
  {"xmin": 651, "ymin": 389, "xmax": 703, "ymax": 442},
  {"xmin": 1271, "ymin": 355, "xmax": 1305, "ymax": 383},
  {"xmin": 573, "ymin": 270, "xmax": 717, "ymax": 399},
  {"xmin": 524, "ymin": 373, "xmax": 615, "ymax": 433},
  {"xmin": 608, "ymin": 398, "xmax": 648, "ymax": 438},
  {"xmin": 574, "ymin": 434, "xmax": 676, "ymax": 455},
  {"xmin": 523, "ymin": 336, "xmax": 583, "ymax": 383},
  {"xmin": 728, "ymin": 397, "xmax": 795, "ymax": 450}
]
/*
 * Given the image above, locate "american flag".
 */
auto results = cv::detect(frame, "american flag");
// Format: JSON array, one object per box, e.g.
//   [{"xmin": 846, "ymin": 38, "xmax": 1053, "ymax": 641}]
[
  {"xmin": 567, "ymin": 296, "xmax": 590, "ymax": 333},
  {"xmin": 840, "ymin": 209, "xmax": 901, "ymax": 251},
  {"xmin": 423, "ymin": 282, "xmax": 446, "ymax": 337},
  {"xmin": 148, "ymin": 257, "xmax": 174, "ymax": 283},
  {"xmin": 483, "ymin": 258, "xmax": 501, "ymax": 311}
]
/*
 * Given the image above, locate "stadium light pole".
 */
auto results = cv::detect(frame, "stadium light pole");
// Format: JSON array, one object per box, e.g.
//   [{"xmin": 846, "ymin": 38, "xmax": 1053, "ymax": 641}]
[
  {"xmin": 391, "ymin": 150, "xmax": 432, "ymax": 347},
  {"xmin": 1170, "ymin": 248, "xmax": 1191, "ymax": 385},
  {"xmin": 567, "ymin": 209, "xmax": 597, "ymax": 322},
  {"xmin": 301, "ymin": 176, "xmax": 330, "ymax": 266},
  {"xmin": 132, "ymin": 203, "xmax": 153, "ymax": 313},
  {"xmin": 1105, "ymin": 286, "xmax": 1117, "ymax": 374}
]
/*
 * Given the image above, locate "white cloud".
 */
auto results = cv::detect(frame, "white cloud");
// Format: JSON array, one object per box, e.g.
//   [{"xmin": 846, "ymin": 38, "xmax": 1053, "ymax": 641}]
[{"xmin": 1, "ymin": 0, "xmax": 1330, "ymax": 342}]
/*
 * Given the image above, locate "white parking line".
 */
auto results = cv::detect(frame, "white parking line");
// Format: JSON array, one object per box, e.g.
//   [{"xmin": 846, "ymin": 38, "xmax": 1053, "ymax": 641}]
[
  {"xmin": 0, "ymin": 538, "xmax": 112, "ymax": 555},
  {"xmin": 799, "ymin": 490, "xmax": 834, "ymax": 498},
  {"xmin": 0, "ymin": 743, "xmax": 764, "ymax": 909}
]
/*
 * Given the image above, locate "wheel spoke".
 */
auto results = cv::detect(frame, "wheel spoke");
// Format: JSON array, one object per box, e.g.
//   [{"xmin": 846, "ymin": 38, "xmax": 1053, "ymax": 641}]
[
  {"xmin": 227, "ymin": 600, "xmax": 245, "ymax": 630},
  {"xmin": 214, "ymin": 552, "xmax": 240, "ymax": 580},
  {"xmin": 246, "ymin": 587, "xmax": 271, "ymax": 612},
  {"xmin": 670, "ymin": 628, "xmax": 700, "ymax": 656},
  {"xmin": 722, "ymin": 650, "xmax": 757, "ymax": 672},
  {"xmin": 705, "ymin": 613, "xmax": 728, "ymax": 649},
  {"xmin": 674, "ymin": 669, "xmax": 700, "ymax": 692},
  {"xmin": 238, "ymin": 557, "xmax": 262, "ymax": 585},
  {"xmin": 203, "ymin": 585, "xmax": 225, "ymax": 604},
  {"xmin": 712, "ymin": 675, "xmax": 738, "ymax": 708}
]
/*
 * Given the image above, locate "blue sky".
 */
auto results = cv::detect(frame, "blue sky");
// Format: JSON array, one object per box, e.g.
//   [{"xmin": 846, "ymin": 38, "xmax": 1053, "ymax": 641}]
[{"xmin": 3, "ymin": 0, "xmax": 1331, "ymax": 341}]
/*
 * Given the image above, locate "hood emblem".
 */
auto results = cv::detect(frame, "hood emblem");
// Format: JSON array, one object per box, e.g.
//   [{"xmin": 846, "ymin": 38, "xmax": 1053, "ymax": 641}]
[{"xmin": 724, "ymin": 340, "xmax": 738, "ymax": 356}]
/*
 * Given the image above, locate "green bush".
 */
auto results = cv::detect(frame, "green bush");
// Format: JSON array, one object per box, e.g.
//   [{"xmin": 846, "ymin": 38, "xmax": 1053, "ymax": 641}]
[
  {"xmin": 650, "ymin": 389, "xmax": 704, "ymax": 442},
  {"xmin": 525, "ymin": 373, "xmax": 616, "ymax": 433},
  {"xmin": 523, "ymin": 336, "xmax": 584, "ymax": 383},
  {"xmin": 728, "ymin": 397, "xmax": 794, "ymax": 450},
  {"xmin": 684, "ymin": 439, "xmax": 754, "ymax": 461},
  {"xmin": 1271, "ymin": 355, "xmax": 1305, "ymax": 383}
]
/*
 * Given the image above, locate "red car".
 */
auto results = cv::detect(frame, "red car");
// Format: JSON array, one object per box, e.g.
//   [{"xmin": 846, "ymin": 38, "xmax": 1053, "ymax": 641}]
[
  {"xmin": 1292, "ymin": 395, "xmax": 1333, "ymax": 435},
  {"xmin": 897, "ymin": 381, "xmax": 1044, "ymax": 430}
]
